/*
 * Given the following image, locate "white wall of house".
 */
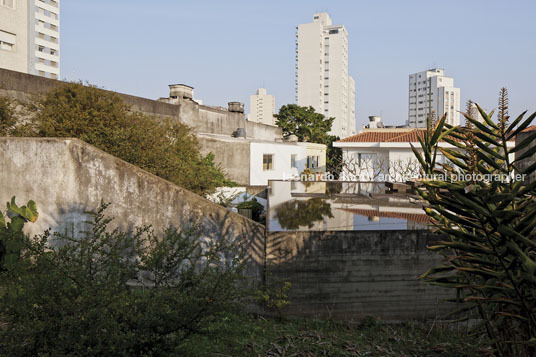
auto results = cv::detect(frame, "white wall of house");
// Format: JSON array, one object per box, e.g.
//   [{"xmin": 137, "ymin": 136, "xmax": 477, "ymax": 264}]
[
  {"xmin": 336, "ymin": 141, "xmax": 516, "ymax": 182},
  {"xmin": 249, "ymin": 141, "xmax": 327, "ymax": 186},
  {"xmin": 250, "ymin": 142, "xmax": 304, "ymax": 186}
]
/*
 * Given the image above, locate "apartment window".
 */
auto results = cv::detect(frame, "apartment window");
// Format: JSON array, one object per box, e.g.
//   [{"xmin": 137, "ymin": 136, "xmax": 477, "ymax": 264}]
[
  {"xmin": 0, "ymin": 41, "xmax": 13, "ymax": 51},
  {"xmin": 0, "ymin": 30, "xmax": 15, "ymax": 51},
  {"xmin": 38, "ymin": 45, "xmax": 44, "ymax": 52},
  {"xmin": 1, "ymin": 0, "xmax": 14, "ymax": 9},
  {"xmin": 263, "ymin": 154, "xmax": 273, "ymax": 171},
  {"xmin": 329, "ymin": 29, "xmax": 339, "ymax": 34},
  {"xmin": 291, "ymin": 154, "xmax": 297, "ymax": 168},
  {"xmin": 306, "ymin": 156, "xmax": 319, "ymax": 169}
]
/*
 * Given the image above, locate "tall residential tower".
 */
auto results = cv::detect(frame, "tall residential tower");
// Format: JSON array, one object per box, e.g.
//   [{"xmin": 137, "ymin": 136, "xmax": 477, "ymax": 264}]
[
  {"xmin": 0, "ymin": 0, "xmax": 60, "ymax": 79},
  {"xmin": 248, "ymin": 88, "xmax": 276, "ymax": 126},
  {"xmin": 296, "ymin": 13, "xmax": 356, "ymax": 138},
  {"xmin": 408, "ymin": 69, "xmax": 460, "ymax": 127}
]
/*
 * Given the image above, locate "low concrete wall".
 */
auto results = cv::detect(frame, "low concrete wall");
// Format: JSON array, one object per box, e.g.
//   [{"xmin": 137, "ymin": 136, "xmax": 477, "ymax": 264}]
[
  {"xmin": 0, "ymin": 137, "xmax": 265, "ymax": 280},
  {"xmin": 267, "ymin": 230, "xmax": 452, "ymax": 321}
]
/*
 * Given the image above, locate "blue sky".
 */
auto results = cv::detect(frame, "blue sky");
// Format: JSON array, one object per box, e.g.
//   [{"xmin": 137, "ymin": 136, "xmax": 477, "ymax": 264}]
[{"xmin": 61, "ymin": 0, "xmax": 536, "ymax": 128}]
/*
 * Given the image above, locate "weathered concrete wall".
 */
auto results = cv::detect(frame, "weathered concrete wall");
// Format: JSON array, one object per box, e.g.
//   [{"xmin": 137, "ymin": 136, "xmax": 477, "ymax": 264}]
[
  {"xmin": 0, "ymin": 137, "xmax": 265, "ymax": 280},
  {"xmin": 197, "ymin": 135, "xmax": 251, "ymax": 185},
  {"xmin": 267, "ymin": 230, "xmax": 452, "ymax": 321},
  {"xmin": 0, "ymin": 68, "xmax": 282, "ymax": 141}
]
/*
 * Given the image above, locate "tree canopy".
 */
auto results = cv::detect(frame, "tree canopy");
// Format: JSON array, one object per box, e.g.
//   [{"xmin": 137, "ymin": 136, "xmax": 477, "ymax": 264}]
[{"xmin": 274, "ymin": 104, "xmax": 342, "ymax": 175}]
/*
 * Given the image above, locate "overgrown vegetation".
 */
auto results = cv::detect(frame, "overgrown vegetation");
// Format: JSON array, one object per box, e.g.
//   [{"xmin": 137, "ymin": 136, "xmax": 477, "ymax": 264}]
[
  {"xmin": 178, "ymin": 313, "xmax": 489, "ymax": 356},
  {"xmin": 0, "ymin": 83, "xmax": 234, "ymax": 195},
  {"xmin": 0, "ymin": 200, "xmax": 246, "ymax": 356},
  {"xmin": 413, "ymin": 99, "xmax": 536, "ymax": 356}
]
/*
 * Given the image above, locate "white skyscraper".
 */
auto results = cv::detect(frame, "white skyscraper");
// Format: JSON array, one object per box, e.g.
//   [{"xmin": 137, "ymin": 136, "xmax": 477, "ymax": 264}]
[
  {"xmin": 248, "ymin": 88, "xmax": 276, "ymax": 126},
  {"xmin": 0, "ymin": 0, "xmax": 60, "ymax": 79},
  {"xmin": 408, "ymin": 69, "xmax": 460, "ymax": 127},
  {"xmin": 296, "ymin": 13, "xmax": 356, "ymax": 138}
]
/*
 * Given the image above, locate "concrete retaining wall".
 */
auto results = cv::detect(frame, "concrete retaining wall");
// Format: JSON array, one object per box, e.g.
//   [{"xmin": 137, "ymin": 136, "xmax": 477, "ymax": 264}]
[
  {"xmin": 0, "ymin": 137, "xmax": 265, "ymax": 280},
  {"xmin": 267, "ymin": 230, "xmax": 452, "ymax": 321}
]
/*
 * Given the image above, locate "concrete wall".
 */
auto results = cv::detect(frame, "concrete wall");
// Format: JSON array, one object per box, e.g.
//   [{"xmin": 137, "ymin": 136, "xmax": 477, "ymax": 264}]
[
  {"xmin": 0, "ymin": 137, "xmax": 265, "ymax": 280},
  {"xmin": 267, "ymin": 230, "xmax": 452, "ymax": 321},
  {"xmin": 197, "ymin": 135, "xmax": 251, "ymax": 185},
  {"xmin": 0, "ymin": 68, "xmax": 282, "ymax": 141}
]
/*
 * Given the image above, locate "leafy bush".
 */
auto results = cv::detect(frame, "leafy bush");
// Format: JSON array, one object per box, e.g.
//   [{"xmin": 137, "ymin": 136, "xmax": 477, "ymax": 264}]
[
  {"xmin": 0, "ymin": 202, "xmax": 246, "ymax": 356},
  {"xmin": 3, "ymin": 82, "xmax": 234, "ymax": 195},
  {"xmin": 413, "ymin": 106, "xmax": 536, "ymax": 356},
  {"xmin": 0, "ymin": 96, "xmax": 16, "ymax": 136},
  {"xmin": 0, "ymin": 197, "xmax": 38, "ymax": 271}
]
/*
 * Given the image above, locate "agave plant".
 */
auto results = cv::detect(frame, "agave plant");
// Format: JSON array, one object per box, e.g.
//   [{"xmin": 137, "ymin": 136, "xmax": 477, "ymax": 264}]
[
  {"xmin": 0, "ymin": 197, "xmax": 38, "ymax": 270},
  {"xmin": 411, "ymin": 106, "xmax": 536, "ymax": 356}
]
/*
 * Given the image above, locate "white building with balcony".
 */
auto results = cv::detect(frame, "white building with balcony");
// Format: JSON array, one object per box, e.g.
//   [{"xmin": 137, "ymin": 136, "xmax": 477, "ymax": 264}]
[
  {"xmin": 0, "ymin": 0, "xmax": 60, "ymax": 79},
  {"xmin": 296, "ymin": 12, "xmax": 356, "ymax": 138},
  {"xmin": 408, "ymin": 69, "xmax": 459, "ymax": 128}
]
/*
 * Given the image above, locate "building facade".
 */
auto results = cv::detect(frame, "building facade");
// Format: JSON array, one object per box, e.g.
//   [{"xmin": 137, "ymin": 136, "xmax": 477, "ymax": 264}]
[
  {"xmin": 248, "ymin": 88, "xmax": 276, "ymax": 126},
  {"xmin": 334, "ymin": 128, "xmax": 515, "ymax": 182},
  {"xmin": 0, "ymin": 0, "xmax": 60, "ymax": 78},
  {"xmin": 408, "ymin": 69, "xmax": 459, "ymax": 128},
  {"xmin": 296, "ymin": 12, "xmax": 356, "ymax": 138}
]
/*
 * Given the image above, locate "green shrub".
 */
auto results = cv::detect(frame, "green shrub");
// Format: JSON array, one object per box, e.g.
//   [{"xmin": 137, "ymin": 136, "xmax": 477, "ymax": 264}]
[
  {"xmin": 0, "ymin": 203, "xmax": 246, "ymax": 356},
  {"xmin": 3, "ymin": 82, "xmax": 234, "ymax": 195}
]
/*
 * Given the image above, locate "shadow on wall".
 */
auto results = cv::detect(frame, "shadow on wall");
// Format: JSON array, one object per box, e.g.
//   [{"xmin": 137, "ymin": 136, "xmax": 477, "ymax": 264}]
[
  {"xmin": 266, "ymin": 230, "xmax": 452, "ymax": 321},
  {"xmin": 0, "ymin": 137, "xmax": 266, "ymax": 281}
]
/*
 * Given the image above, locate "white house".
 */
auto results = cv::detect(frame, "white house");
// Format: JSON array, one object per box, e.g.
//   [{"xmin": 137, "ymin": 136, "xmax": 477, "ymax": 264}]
[
  {"xmin": 334, "ymin": 128, "xmax": 515, "ymax": 182},
  {"xmin": 250, "ymin": 141, "xmax": 327, "ymax": 186}
]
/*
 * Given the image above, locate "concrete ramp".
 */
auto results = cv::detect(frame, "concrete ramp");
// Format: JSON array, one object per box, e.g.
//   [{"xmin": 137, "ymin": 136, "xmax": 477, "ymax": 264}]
[{"xmin": 0, "ymin": 137, "xmax": 265, "ymax": 279}]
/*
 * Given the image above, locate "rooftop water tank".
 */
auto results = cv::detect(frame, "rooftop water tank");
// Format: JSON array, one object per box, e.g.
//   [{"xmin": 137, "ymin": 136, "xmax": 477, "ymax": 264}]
[
  {"xmin": 169, "ymin": 84, "xmax": 194, "ymax": 100},
  {"xmin": 228, "ymin": 102, "xmax": 244, "ymax": 113}
]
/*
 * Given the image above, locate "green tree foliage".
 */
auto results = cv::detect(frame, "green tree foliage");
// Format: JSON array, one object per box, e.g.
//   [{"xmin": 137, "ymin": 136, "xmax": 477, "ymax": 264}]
[
  {"xmin": 275, "ymin": 198, "xmax": 333, "ymax": 229},
  {"xmin": 0, "ymin": 96, "xmax": 17, "ymax": 136},
  {"xmin": 0, "ymin": 203, "xmax": 246, "ymax": 356},
  {"xmin": 275, "ymin": 104, "xmax": 342, "ymax": 175},
  {"xmin": 6, "ymin": 82, "xmax": 233, "ymax": 195},
  {"xmin": 412, "ymin": 105, "xmax": 536, "ymax": 356}
]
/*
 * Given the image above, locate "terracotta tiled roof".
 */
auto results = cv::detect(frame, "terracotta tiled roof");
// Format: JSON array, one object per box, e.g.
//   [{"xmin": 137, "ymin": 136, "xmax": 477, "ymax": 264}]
[
  {"xmin": 338, "ymin": 128, "xmax": 515, "ymax": 143},
  {"xmin": 338, "ymin": 129, "xmax": 427, "ymax": 143},
  {"xmin": 522, "ymin": 125, "xmax": 536, "ymax": 132},
  {"xmin": 341, "ymin": 208, "xmax": 431, "ymax": 224}
]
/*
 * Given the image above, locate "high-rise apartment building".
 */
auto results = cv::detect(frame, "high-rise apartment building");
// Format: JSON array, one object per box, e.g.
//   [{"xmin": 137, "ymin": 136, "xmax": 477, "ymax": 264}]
[
  {"xmin": 408, "ymin": 69, "xmax": 460, "ymax": 127},
  {"xmin": 296, "ymin": 13, "xmax": 356, "ymax": 138},
  {"xmin": 248, "ymin": 88, "xmax": 276, "ymax": 126},
  {"xmin": 0, "ymin": 0, "xmax": 60, "ymax": 79}
]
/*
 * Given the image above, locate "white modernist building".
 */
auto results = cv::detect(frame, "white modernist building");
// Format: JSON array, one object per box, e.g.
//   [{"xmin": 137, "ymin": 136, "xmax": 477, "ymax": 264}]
[
  {"xmin": 248, "ymin": 88, "xmax": 276, "ymax": 126},
  {"xmin": 296, "ymin": 12, "xmax": 356, "ymax": 138},
  {"xmin": 0, "ymin": 0, "xmax": 60, "ymax": 78},
  {"xmin": 408, "ymin": 69, "xmax": 459, "ymax": 128}
]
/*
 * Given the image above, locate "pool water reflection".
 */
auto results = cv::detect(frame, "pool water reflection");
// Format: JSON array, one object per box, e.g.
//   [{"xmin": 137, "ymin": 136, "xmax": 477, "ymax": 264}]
[{"xmin": 267, "ymin": 180, "xmax": 429, "ymax": 231}]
